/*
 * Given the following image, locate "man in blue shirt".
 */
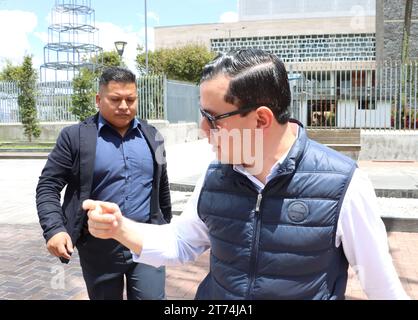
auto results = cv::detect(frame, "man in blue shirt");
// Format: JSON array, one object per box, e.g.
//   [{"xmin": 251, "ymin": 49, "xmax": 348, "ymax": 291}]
[{"xmin": 36, "ymin": 67, "xmax": 171, "ymax": 300}]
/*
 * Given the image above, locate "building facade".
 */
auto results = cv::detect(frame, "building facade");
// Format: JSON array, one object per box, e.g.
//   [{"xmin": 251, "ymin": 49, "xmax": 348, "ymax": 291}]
[{"xmin": 154, "ymin": 0, "xmax": 416, "ymax": 130}]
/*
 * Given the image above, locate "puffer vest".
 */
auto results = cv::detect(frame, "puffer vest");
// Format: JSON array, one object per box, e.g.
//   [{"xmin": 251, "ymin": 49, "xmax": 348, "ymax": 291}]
[{"xmin": 196, "ymin": 122, "xmax": 356, "ymax": 300}]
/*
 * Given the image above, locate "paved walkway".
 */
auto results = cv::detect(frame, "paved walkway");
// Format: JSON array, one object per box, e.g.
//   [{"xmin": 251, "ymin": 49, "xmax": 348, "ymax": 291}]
[
  {"xmin": 0, "ymin": 223, "xmax": 417, "ymax": 300},
  {"xmin": 0, "ymin": 139, "xmax": 417, "ymax": 300}
]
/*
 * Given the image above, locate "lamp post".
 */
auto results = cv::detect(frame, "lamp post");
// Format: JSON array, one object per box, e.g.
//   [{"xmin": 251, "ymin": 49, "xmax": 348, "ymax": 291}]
[
  {"xmin": 144, "ymin": 0, "xmax": 149, "ymax": 74},
  {"xmin": 114, "ymin": 41, "xmax": 127, "ymax": 65}
]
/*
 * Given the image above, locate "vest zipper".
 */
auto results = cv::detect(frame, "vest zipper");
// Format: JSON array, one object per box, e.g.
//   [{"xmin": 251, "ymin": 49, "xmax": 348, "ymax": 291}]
[
  {"xmin": 246, "ymin": 192, "xmax": 263, "ymax": 299},
  {"xmin": 255, "ymin": 193, "xmax": 262, "ymax": 213}
]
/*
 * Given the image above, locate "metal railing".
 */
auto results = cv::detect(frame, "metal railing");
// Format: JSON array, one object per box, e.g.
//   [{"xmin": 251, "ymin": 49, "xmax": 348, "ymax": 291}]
[
  {"xmin": 0, "ymin": 81, "xmax": 21, "ymax": 123},
  {"xmin": 288, "ymin": 60, "xmax": 418, "ymax": 130},
  {"xmin": 0, "ymin": 75, "xmax": 167, "ymax": 123},
  {"xmin": 137, "ymin": 75, "xmax": 166, "ymax": 120},
  {"xmin": 1, "ymin": 61, "xmax": 417, "ymax": 130},
  {"xmin": 37, "ymin": 81, "xmax": 78, "ymax": 122}
]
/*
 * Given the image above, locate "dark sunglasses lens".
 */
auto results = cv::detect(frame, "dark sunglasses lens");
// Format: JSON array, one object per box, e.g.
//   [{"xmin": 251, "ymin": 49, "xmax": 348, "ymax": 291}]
[{"xmin": 200, "ymin": 110, "xmax": 217, "ymax": 129}]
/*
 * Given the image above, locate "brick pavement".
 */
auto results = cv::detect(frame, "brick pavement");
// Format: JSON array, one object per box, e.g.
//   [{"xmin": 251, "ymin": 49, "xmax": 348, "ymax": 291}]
[{"xmin": 0, "ymin": 223, "xmax": 417, "ymax": 300}]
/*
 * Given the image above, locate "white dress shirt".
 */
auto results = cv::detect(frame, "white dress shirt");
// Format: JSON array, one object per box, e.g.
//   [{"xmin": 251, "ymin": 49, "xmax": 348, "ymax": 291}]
[{"xmin": 132, "ymin": 158, "xmax": 410, "ymax": 300}]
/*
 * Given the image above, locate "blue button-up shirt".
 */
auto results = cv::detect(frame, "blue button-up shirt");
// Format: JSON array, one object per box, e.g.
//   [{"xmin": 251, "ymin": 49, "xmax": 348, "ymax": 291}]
[{"xmin": 91, "ymin": 114, "xmax": 154, "ymax": 222}]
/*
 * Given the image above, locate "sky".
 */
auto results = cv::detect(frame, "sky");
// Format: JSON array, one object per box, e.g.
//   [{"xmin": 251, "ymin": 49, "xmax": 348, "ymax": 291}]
[{"xmin": 0, "ymin": 0, "xmax": 238, "ymax": 77}]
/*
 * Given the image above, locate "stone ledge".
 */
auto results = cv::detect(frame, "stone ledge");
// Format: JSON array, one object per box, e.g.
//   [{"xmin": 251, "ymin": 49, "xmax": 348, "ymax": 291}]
[
  {"xmin": 375, "ymin": 189, "xmax": 418, "ymax": 199},
  {"xmin": 0, "ymin": 152, "xmax": 49, "ymax": 159},
  {"xmin": 382, "ymin": 217, "xmax": 418, "ymax": 233}
]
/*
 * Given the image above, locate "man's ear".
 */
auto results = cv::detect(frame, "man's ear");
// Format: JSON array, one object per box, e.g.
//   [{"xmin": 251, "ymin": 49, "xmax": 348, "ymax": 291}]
[
  {"xmin": 255, "ymin": 106, "xmax": 273, "ymax": 129},
  {"xmin": 95, "ymin": 94, "xmax": 100, "ymax": 107}
]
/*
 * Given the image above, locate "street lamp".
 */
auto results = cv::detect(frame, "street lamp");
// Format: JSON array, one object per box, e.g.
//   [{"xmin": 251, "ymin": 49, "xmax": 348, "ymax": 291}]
[
  {"xmin": 114, "ymin": 41, "xmax": 127, "ymax": 59},
  {"xmin": 144, "ymin": 0, "xmax": 149, "ymax": 74}
]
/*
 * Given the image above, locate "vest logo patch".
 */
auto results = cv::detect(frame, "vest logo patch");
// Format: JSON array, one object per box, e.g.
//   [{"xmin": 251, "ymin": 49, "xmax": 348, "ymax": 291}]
[{"xmin": 288, "ymin": 201, "xmax": 309, "ymax": 222}]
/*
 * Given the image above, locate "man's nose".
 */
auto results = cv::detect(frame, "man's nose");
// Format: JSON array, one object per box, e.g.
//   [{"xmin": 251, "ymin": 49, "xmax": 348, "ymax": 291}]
[{"xmin": 119, "ymin": 99, "xmax": 129, "ymax": 110}]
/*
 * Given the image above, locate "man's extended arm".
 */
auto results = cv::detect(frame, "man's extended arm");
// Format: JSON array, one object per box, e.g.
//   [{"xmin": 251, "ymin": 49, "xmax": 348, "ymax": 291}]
[
  {"xmin": 83, "ymin": 173, "xmax": 211, "ymax": 267},
  {"xmin": 83, "ymin": 200, "xmax": 145, "ymax": 254}
]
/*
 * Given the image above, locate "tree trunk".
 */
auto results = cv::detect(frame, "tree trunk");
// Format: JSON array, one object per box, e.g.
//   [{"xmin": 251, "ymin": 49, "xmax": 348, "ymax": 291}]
[{"xmin": 401, "ymin": 0, "xmax": 414, "ymax": 64}]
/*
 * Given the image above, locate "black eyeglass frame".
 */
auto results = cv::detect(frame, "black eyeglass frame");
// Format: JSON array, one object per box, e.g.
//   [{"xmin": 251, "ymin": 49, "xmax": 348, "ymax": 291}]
[{"xmin": 199, "ymin": 106, "xmax": 260, "ymax": 130}]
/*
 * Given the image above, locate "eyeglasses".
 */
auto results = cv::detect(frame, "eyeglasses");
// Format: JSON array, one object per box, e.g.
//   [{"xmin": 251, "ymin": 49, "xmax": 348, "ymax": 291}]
[{"xmin": 199, "ymin": 106, "xmax": 259, "ymax": 130}]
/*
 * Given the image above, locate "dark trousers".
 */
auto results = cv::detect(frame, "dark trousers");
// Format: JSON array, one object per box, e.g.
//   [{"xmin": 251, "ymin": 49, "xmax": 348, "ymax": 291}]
[{"xmin": 77, "ymin": 233, "xmax": 165, "ymax": 300}]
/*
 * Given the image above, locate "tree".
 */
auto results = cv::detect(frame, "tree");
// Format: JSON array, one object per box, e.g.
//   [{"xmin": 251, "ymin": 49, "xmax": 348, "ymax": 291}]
[
  {"xmin": 90, "ymin": 50, "xmax": 124, "ymax": 76},
  {"xmin": 17, "ymin": 55, "xmax": 41, "ymax": 142},
  {"xmin": 398, "ymin": 0, "xmax": 415, "ymax": 129},
  {"xmin": 136, "ymin": 44, "xmax": 216, "ymax": 83},
  {"xmin": 71, "ymin": 68, "xmax": 97, "ymax": 121},
  {"xmin": 401, "ymin": 0, "xmax": 413, "ymax": 64},
  {"xmin": 0, "ymin": 60, "xmax": 23, "ymax": 81}
]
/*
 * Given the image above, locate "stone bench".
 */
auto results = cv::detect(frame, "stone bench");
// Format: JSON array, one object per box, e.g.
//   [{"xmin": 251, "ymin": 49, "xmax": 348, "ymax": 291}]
[{"xmin": 306, "ymin": 129, "xmax": 361, "ymax": 160}]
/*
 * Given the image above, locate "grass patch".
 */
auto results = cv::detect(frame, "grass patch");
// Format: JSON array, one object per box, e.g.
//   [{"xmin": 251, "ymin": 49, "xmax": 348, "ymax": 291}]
[{"xmin": 0, "ymin": 142, "xmax": 55, "ymax": 150}]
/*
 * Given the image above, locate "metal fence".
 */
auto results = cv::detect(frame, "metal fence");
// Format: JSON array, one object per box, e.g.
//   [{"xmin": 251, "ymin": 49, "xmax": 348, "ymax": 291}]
[
  {"xmin": 37, "ymin": 81, "xmax": 78, "ymax": 122},
  {"xmin": 0, "ymin": 75, "xmax": 168, "ymax": 123},
  {"xmin": 2, "ymin": 61, "xmax": 418, "ymax": 130},
  {"xmin": 0, "ymin": 81, "xmax": 80, "ymax": 123},
  {"xmin": 288, "ymin": 60, "xmax": 418, "ymax": 130},
  {"xmin": 0, "ymin": 81, "xmax": 77, "ymax": 123},
  {"xmin": 0, "ymin": 81, "xmax": 20, "ymax": 123},
  {"xmin": 166, "ymin": 80, "xmax": 200, "ymax": 124},
  {"xmin": 137, "ymin": 75, "xmax": 166, "ymax": 120}
]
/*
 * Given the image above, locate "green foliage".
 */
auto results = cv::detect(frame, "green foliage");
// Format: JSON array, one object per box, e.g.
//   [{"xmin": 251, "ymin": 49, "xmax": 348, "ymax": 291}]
[
  {"xmin": 90, "ymin": 50, "xmax": 124, "ymax": 76},
  {"xmin": 136, "ymin": 44, "xmax": 216, "ymax": 83},
  {"xmin": 0, "ymin": 60, "xmax": 23, "ymax": 81},
  {"xmin": 17, "ymin": 55, "xmax": 41, "ymax": 142},
  {"xmin": 71, "ymin": 68, "xmax": 97, "ymax": 121}
]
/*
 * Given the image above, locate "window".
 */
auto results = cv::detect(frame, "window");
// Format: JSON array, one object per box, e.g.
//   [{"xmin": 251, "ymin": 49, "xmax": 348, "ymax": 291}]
[{"xmin": 358, "ymin": 97, "xmax": 376, "ymax": 110}]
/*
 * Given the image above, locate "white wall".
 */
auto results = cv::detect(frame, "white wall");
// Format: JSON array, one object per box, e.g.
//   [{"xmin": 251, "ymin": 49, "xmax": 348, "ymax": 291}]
[
  {"xmin": 337, "ymin": 100, "xmax": 391, "ymax": 128},
  {"xmin": 0, "ymin": 121, "xmax": 199, "ymax": 146},
  {"xmin": 360, "ymin": 130, "xmax": 418, "ymax": 160},
  {"xmin": 337, "ymin": 100, "xmax": 356, "ymax": 127}
]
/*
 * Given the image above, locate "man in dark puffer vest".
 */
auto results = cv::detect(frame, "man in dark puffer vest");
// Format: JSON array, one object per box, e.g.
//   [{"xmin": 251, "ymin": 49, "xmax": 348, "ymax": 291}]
[{"xmin": 83, "ymin": 49, "xmax": 408, "ymax": 299}]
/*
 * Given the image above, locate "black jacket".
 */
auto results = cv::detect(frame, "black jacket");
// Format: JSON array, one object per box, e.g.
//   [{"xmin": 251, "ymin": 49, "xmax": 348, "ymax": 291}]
[{"xmin": 36, "ymin": 113, "xmax": 172, "ymax": 251}]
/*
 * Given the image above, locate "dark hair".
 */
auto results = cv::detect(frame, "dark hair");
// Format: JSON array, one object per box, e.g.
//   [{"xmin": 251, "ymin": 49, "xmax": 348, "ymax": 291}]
[
  {"xmin": 99, "ymin": 67, "xmax": 137, "ymax": 88},
  {"xmin": 200, "ymin": 48, "xmax": 291, "ymax": 124}
]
